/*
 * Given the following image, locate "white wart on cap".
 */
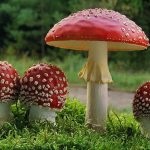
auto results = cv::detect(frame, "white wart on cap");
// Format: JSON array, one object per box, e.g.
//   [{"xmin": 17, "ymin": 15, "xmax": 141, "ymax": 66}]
[{"xmin": 133, "ymin": 81, "xmax": 150, "ymax": 137}]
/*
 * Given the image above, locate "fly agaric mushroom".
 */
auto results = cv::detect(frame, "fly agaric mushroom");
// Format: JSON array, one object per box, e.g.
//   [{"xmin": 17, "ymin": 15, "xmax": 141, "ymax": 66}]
[
  {"xmin": 133, "ymin": 81, "xmax": 150, "ymax": 137},
  {"xmin": 19, "ymin": 63, "xmax": 68, "ymax": 123},
  {"xmin": 0, "ymin": 61, "xmax": 20, "ymax": 125},
  {"xmin": 45, "ymin": 8, "xmax": 149, "ymax": 131}
]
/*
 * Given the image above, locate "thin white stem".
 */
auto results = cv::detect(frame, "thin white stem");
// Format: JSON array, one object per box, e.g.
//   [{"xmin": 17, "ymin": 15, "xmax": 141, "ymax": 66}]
[
  {"xmin": 79, "ymin": 41, "xmax": 112, "ymax": 83},
  {"xmin": 29, "ymin": 105, "xmax": 56, "ymax": 123},
  {"xmin": 85, "ymin": 41, "xmax": 109, "ymax": 131},
  {"xmin": 86, "ymin": 82, "xmax": 108, "ymax": 131},
  {"xmin": 0, "ymin": 103, "xmax": 13, "ymax": 125},
  {"xmin": 140, "ymin": 118, "xmax": 150, "ymax": 138}
]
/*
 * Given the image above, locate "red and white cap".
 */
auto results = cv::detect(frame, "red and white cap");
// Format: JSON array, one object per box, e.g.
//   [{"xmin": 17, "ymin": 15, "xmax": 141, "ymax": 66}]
[
  {"xmin": 45, "ymin": 8, "xmax": 149, "ymax": 51},
  {"xmin": 20, "ymin": 63, "xmax": 68, "ymax": 109},
  {"xmin": 0, "ymin": 61, "xmax": 20, "ymax": 103},
  {"xmin": 133, "ymin": 81, "xmax": 150, "ymax": 120}
]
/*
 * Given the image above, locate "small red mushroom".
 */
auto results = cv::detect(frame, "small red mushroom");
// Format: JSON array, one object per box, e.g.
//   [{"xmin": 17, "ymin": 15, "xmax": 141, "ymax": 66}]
[
  {"xmin": 0, "ymin": 61, "xmax": 20, "ymax": 125},
  {"xmin": 133, "ymin": 81, "xmax": 150, "ymax": 137},
  {"xmin": 19, "ymin": 63, "xmax": 68, "ymax": 122}
]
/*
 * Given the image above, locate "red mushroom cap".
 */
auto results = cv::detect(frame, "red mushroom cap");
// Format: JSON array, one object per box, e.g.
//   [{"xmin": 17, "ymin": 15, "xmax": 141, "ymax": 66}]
[
  {"xmin": 20, "ymin": 63, "xmax": 68, "ymax": 110},
  {"xmin": 0, "ymin": 61, "xmax": 20, "ymax": 103},
  {"xmin": 133, "ymin": 81, "xmax": 150, "ymax": 120},
  {"xmin": 45, "ymin": 8, "xmax": 149, "ymax": 51}
]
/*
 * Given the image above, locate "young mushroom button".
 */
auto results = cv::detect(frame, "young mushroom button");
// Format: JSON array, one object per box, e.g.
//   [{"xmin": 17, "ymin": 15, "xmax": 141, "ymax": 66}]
[
  {"xmin": 45, "ymin": 8, "xmax": 149, "ymax": 131},
  {"xmin": 0, "ymin": 61, "xmax": 20, "ymax": 125},
  {"xmin": 133, "ymin": 81, "xmax": 150, "ymax": 137},
  {"xmin": 20, "ymin": 63, "xmax": 68, "ymax": 123}
]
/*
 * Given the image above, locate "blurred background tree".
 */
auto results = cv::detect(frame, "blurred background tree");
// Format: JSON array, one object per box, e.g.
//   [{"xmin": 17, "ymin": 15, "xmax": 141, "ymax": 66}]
[{"xmin": 0, "ymin": 0, "xmax": 149, "ymax": 70}]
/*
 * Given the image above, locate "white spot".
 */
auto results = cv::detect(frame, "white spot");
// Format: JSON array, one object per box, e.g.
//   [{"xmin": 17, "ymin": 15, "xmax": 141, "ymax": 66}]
[
  {"xmin": 44, "ymin": 73, "xmax": 48, "ymax": 77},
  {"xmin": 146, "ymin": 98, "xmax": 149, "ymax": 101},
  {"xmin": 63, "ymin": 88, "xmax": 67, "ymax": 92},
  {"xmin": 38, "ymin": 85, "xmax": 42, "ymax": 90},
  {"xmin": 47, "ymin": 103, "xmax": 50, "ymax": 107},
  {"xmin": 45, "ymin": 93, "xmax": 49, "ymax": 97},
  {"xmin": 29, "ymin": 77, "xmax": 34, "ymax": 82},
  {"xmin": 5, "ymin": 81, "xmax": 9, "ymax": 84},
  {"xmin": 56, "ymin": 71, "xmax": 60, "ymax": 74},
  {"xmin": 49, "ymin": 78, "xmax": 53, "ymax": 82},
  {"xmin": 28, "ymin": 88, "xmax": 31, "ymax": 91},
  {"xmin": 1, "ymin": 73, "xmax": 5, "ymax": 76},
  {"xmin": 44, "ymin": 88, "xmax": 48, "ymax": 91},
  {"xmin": 2, "ymin": 87, "xmax": 6, "ymax": 91},
  {"xmin": 50, "ymin": 98, "xmax": 53, "ymax": 102},
  {"xmin": 143, "ymin": 91, "xmax": 147, "ymax": 95},
  {"xmin": 36, "ymin": 74, "xmax": 40, "ymax": 78},
  {"xmin": 140, "ymin": 97, "xmax": 143, "ymax": 100},
  {"xmin": 142, "ymin": 103, "xmax": 146, "ymax": 106},
  {"xmin": 42, "ymin": 79, "xmax": 47, "ymax": 83},
  {"xmin": 34, "ymin": 81, "xmax": 38, "ymax": 85},
  {"xmin": 54, "ymin": 90, "xmax": 58, "ymax": 94},
  {"xmin": 1, "ymin": 93, "xmax": 4, "ymax": 96},
  {"xmin": 63, "ymin": 77, "xmax": 66, "ymax": 82},
  {"xmin": 2, "ymin": 67, "xmax": 6, "ymax": 71},
  {"xmin": 46, "ymin": 84, "xmax": 50, "ymax": 88},
  {"xmin": 24, "ymin": 85, "xmax": 27, "ymax": 89},
  {"xmin": 125, "ymin": 33, "xmax": 129, "ymax": 37},
  {"xmin": 146, "ymin": 103, "xmax": 149, "ymax": 107},
  {"xmin": 50, "ymin": 91, "xmax": 53, "ymax": 95},
  {"xmin": 32, "ymin": 86, "xmax": 35, "ymax": 90},
  {"xmin": 1, "ymin": 79, "xmax": 5, "ymax": 84},
  {"xmin": 35, "ymin": 90, "xmax": 38, "ymax": 94},
  {"xmin": 6, "ymin": 74, "xmax": 10, "ymax": 78},
  {"xmin": 60, "ymin": 90, "xmax": 63, "ymax": 94},
  {"xmin": 24, "ymin": 77, "xmax": 28, "ymax": 82}
]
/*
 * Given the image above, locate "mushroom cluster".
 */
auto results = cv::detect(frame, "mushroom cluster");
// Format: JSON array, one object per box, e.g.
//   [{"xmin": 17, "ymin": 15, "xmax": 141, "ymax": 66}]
[
  {"xmin": 19, "ymin": 63, "xmax": 68, "ymax": 123},
  {"xmin": 133, "ymin": 81, "xmax": 150, "ymax": 137},
  {"xmin": 0, "ymin": 61, "xmax": 20, "ymax": 125},
  {"xmin": 45, "ymin": 8, "xmax": 149, "ymax": 131}
]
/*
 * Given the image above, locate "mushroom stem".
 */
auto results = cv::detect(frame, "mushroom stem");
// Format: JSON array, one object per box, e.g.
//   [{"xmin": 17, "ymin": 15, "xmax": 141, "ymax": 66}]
[
  {"xmin": 29, "ymin": 105, "xmax": 56, "ymax": 123},
  {"xmin": 79, "ymin": 41, "xmax": 112, "ymax": 131},
  {"xmin": 140, "ymin": 118, "xmax": 150, "ymax": 137},
  {"xmin": 86, "ymin": 82, "xmax": 108, "ymax": 131},
  {"xmin": 79, "ymin": 41, "xmax": 112, "ymax": 83},
  {"xmin": 0, "ymin": 103, "xmax": 13, "ymax": 125}
]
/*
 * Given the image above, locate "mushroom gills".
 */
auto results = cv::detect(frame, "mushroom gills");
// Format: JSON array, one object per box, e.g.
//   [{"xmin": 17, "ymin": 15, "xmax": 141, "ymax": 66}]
[
  {"xmin": 0, "ymin": 103, "xmax": 13, "ymax": 125},
  {"xmin": 140, "ymin": 117, "xmax": 150, "ymax": 137},
  {"xmin": 29, "ymin": 105, "xmax": 57, "ymax": 123}
]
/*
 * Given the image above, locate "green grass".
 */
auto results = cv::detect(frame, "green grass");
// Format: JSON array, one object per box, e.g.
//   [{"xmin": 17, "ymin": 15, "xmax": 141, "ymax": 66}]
[
  {"xmin": 2, "ymin": 54, "xmax": 150, "ymax": 92},
  {"xmin": 111, "ymin": 69, "xmax": 150, "ymax": 92},
  {"xmin": 0, "ymin": 99, "xmax": 149, "ymax": 149}
]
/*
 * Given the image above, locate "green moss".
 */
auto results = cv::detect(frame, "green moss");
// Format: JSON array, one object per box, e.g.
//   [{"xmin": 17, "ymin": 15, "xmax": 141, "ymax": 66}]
[{"xmin": 0, "ymin": 99, "xmax": 149, "ymax": 149}]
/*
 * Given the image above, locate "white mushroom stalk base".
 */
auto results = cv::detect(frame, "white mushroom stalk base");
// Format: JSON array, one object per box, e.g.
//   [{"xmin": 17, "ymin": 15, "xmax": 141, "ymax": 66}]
[
  {"xmin": 0, "ymin": 103, "xmax": 13, "ymax": 126},
  {"xmin": 140, "ymin": 118, "xmax": 150, "ymax": 138},
  {"xmin": 86, "ymin": 82, "xmax": 108, "ymax": 131},
  {"xmin": 79, "ymin": 41, "xmax": 112, "ymax": 131},
  {"xmin": 29, "ymin": 105, "xmax": 57, "ymax": 123}
]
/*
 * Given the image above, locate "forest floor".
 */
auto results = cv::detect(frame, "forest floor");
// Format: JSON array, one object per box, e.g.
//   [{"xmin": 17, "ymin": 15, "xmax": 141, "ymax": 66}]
[{"xmin": 69, "ymin": 85, "xmax": 134, "ymax": 111}]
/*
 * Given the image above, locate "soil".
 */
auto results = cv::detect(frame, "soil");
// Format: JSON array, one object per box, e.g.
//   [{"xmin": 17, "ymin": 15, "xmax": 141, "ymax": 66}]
[{"xmin": 69, "ymin": 85, "xmax": 134, "ymax": 111}]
